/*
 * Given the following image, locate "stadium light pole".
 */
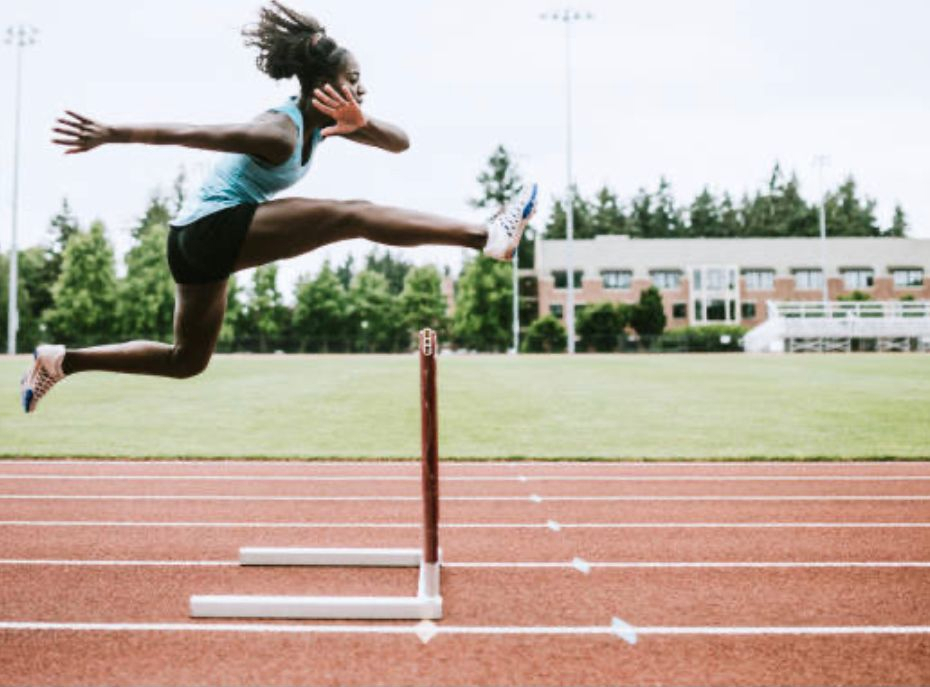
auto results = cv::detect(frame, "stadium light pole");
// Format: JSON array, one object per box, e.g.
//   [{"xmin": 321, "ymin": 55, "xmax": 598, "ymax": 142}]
[
  {"xmin": 814, "ymin": 155, "xmax": 830, "ymax": 305},
  {"xmin": 5, "ymin": 25, "xmax": 38, "ymax": 355},
  {"xmin": 541, "ymin": 9, "xmax": 593, "ymax": 354}
]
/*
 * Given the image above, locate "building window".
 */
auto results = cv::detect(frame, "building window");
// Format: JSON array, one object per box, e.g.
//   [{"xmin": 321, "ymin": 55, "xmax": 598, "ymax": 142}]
[
  {"xmin": 793, "ymin": 269, "xmax": 823, "ymax": 290},
  {"xmin": 694, "ymin": 300, "xmax": 703, "ymax": 321},
  {"xmin": 650, "ymin": 270, "xmax": 682, "ymax": 290},
  {"xmin": 892, "ymin": 269, "xmax": 924, "ymax": 288},
  {"xmin": 706, "ymin": 268, "xmax": 727, "ymax": 290},
  {"xmin": 601, "ymin": 270, "xmax": 632, "ymax": 289},
  {"xmin": 741, "ymin": 302, "xmax": 757, "ymax": 319},
  {"xmin": 552, "ymin": 270, "xmax": 583, "ymax": 289},
  {"xmin": 707, "ymin": 299, "xmax": 727, "ymax": 321},
  {"xmin": 742, "ymin": 269, "xmax": 775, "ymax": 291},
  {"xmin": 841, "ymin": 268, "xmax": 874, "ymax": 290},
  {"xmin": 549, "ymin": 304, "xmax": 563, "ymax": 319},
  {"xmin": 672, "ymin": 303, "xmax": 687, "ymax": 319}
]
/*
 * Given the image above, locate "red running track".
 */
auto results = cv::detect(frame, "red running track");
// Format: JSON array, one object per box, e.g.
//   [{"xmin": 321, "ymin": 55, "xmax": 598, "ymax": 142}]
[{"xmin": 1, "ymin": 460, "xmax": 929, "ymax": 686}]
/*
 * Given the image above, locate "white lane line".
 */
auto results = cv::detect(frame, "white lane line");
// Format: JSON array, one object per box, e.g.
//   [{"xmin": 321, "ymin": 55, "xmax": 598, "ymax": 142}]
[
  {"xmin": 1, "ymin": 460, "xmax": 926, "ymax": 468},
  {"xmin": 611, "ymin": 617, "xmax": 638, "ymax": 644},
  {"xmin": 3, "ymin": 474, "xmax": 930, "ymax": 482},
  {"xmin": 1, "ymin": 521, "xmax": 929, "ymax": 529},
  {"xmin": 572, "ymin": 557, "xmax": 592, "ymax": 574},
  {"xmin": 2, "ymin": 559, "xmax": 929, "ymax": 569},
  {"xmin": 1, "ymin": 620, "xmax": 929, "ymax": 637},
  {"xmin": 3, "ymin": 494, "xmax": 930, "ymax": 503}
]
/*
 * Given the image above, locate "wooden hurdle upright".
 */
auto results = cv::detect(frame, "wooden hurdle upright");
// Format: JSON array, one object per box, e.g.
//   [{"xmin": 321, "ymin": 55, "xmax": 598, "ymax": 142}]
[{"xmin": 189, "ymin": 328, "xmax": 442, "ymax": 620}]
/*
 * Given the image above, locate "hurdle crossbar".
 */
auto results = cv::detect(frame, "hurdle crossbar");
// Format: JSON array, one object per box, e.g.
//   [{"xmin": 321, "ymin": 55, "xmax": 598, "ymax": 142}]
[{"xmin": 189, "ymin": 328, "xmax": 442, "ymax": 620}]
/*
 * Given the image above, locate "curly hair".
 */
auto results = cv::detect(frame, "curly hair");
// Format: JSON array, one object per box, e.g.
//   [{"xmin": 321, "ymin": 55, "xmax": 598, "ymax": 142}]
[{"xmin": 242, "ymin": 2, "xmax": 349, "ymax": 93}]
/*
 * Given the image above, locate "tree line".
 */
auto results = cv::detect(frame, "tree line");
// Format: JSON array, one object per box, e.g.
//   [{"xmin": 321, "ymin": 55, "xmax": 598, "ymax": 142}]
[{"xmin": 543, "ymin": 163, "xmax": 908, "ymax": 240}]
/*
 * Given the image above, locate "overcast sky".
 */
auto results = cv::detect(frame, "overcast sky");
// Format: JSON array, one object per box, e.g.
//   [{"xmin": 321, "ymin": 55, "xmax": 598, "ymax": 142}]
[{"xmin": 1, "ymin": 0, "xmax": 928, "ymax": 298}]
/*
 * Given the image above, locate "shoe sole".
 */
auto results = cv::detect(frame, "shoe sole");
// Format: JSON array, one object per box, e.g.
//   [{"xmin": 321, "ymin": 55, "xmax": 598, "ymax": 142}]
[{"xmin": 505, "ymin": 184, "xmax": 539, "ymax": 261}]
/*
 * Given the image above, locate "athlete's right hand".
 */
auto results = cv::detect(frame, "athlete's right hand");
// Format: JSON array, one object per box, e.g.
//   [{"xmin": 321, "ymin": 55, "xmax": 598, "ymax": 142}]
[{"xmin": 52, "ymin": 111, "xmax": 119, "ymax": 154}]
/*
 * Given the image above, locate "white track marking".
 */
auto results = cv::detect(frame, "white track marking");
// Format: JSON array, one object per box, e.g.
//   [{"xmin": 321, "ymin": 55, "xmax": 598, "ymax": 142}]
[
  {"xmin": 611, "ymin": 617, "xmax": 638, "ymax": 644},
  {"xmin": 1, "ymin": 520, "xmax": 929, "ymax": 529},
  {"xmin": 572, "ymin": 557, "xmax": 592, "ymax": 574},
  {"xmin": 1, "ymin": 559, "xmax": 929, "ymax": 569},
  {"xmin": 1, "ymin": 620, "xmax": 929, "ymax": 637},
  {"xmin": 3, "ymin": 494, "xmax": 930, "ymax": 502},
  {"xmin": 2, "ymin": 473, "xmax": 930, "ymax": 482},
  {"xmin": 0, "ymin": 460, "xmax": 926, "ymax": 467}
]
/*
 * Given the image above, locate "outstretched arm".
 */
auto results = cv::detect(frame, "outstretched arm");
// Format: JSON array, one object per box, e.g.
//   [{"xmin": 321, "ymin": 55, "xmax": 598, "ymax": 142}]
[
  {"xmin": 52, "ymin": 110, "xmax": 296, "ymax": 165},
  {"xmin": 312, "ymin": 84, "xmax": 409, "ymax": 153}
]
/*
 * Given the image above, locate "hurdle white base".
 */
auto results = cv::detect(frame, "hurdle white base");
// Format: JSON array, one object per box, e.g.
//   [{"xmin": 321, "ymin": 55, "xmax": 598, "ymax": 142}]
[{"xmin": 190, "ymin": 548, "xmax": 442, "ymax": 620}]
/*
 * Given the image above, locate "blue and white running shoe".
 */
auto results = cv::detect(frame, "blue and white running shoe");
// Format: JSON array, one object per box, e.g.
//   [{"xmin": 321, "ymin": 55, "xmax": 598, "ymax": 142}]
[
  {"xmin": 20, "ymin": 344, "xmax": 66, "ymax": 414},
  {"xmin": 483, "ymin": 183, "xmax": 538, "ymax": 262}
]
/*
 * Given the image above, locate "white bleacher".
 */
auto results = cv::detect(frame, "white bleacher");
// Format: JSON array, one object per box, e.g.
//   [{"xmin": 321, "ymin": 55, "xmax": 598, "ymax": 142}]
[{"xmin": 744, "ymin": 300, "xmax": 930, "ymax": 353}]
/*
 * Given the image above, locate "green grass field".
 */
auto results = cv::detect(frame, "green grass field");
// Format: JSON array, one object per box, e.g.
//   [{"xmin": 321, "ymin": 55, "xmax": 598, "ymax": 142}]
[{"xmin": 1, "ymin": 353, "xmax": 928, "ymax": 460}]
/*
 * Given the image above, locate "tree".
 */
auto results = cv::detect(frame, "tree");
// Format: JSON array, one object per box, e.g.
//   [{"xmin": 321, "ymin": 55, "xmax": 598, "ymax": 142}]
[
  {"xmin": 336, "ymin": 254, "xmax": 355, "ymax": 290},
  {"xmin": 589, "ymin": 186, "xmax": 628, "ymax": 236},
  {"xmin": 347, "ymin": 269, "xmax": 407, "ymax": 352},
  {"xmin": 218, "ymin": 275, "xmax": 247, "ymax": 351},
  {"xmin": 242, "ymin": 264, "xmax": 290, "ymax": 351},
  {"xmin": 688, "ymin": 188, "xmax": 722, "ymax": 237},
  {"xmin": 577, "ymin": 302, "xmax": 627, "ymax": 352},
  {"xmin": 42, "ymin": 221, "xmax": 119, "ymax": 347},
  {"xmin": 364, "ymin": 248, "xmax": 410, "ymax": 295},
  {"xmin": 292, "ymin": 262, "xmax": 349, "ymax": 351},
  {"xmin": 453, "ymin": 256, "xmax": 512, "ymax": 351},
  {"xmin": 470, "ymin": 145, "xmax": 523, "ymax": 212},
  {"xmin": 522, "ymin": 315, "xmax": 567, "ymax": 353},
  {"xmin": 629, "ymin": 286, "xmax": 666, "ymax": 339},
  {"xmin": 824, "ymin": 177, "xmax": 880, "ymax": 237},
  {"xmin": 399, "ymin": 265, "xmax": 449, "ymax": 343},
  {"xmin": 118, "ymin": 224, "xmax": 174, "ymax": 341},
  {"xmin": 15, "ymin": 247, "xmax": 52, "ymax": 351},
  {"xmin": 886, "ymin": 204, "xmax": 908, "ymax": 237},
  {"xmin": 544, "ymin": 188, "xmax": 594, "ymax": 239}
]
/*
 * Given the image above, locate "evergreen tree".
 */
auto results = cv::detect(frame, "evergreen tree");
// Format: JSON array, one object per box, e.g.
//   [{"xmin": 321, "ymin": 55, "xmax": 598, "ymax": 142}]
[
  {"xmin": 470, "ymin": 145, "xmax": 523, "ymax": 211},
  {"xmin": 521, "ymin": 315, "xmax": 567, "ymax": 353},
  {"xmin": 543, "ymin": 188, "xmax": 594, "ymax": 239},
  {"xmin": 688, "ymin": 188, "xmax": 722, "ymax": 237},
  {"xmin": 718, "ymin": 192, "xmax": 743, "ymax": 237},
  {"xmin": 589, "ymin": 186, "xmax": 627, "ymax": 236},
  {"xmin": 886, "ymin": 204, "xmax": 908, "ymax": 237},
  {"xmin": 629, "ymin": 286, "xmax": 666, "ymax": 339},
  {"xmin": 825, "ymin": 177, "xmax": 880, "ymax": 236},
  {"xmin": 399, "ymin": 265, "xmax": 450, "ymax": 343},
  {"xmin": 293, "ymin": 262, "xmax": 349, "ymax": 352},
  {"xmin": 649, "ymin": 177, "xmax": 684, "ymax": 237},
  {"xmin": 43, "ymin": 221, "xmax": 119, "ymax": 347},
  {"xmin": 453, "ymin": 255, "xmax": 512, "ymax": 351}
]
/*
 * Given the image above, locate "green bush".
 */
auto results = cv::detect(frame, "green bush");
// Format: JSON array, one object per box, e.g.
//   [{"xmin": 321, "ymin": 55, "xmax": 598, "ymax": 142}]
[
  {"xmin": 522, "ymin": 315, "xmax": 567, "ymax": 353},
  {"xmin": 577, "ymin": 302, "xmax": 630, "ymax": 352},
  {"xmin": 654, "ymin": 324, "xmax": 748, "ymax": 352}
]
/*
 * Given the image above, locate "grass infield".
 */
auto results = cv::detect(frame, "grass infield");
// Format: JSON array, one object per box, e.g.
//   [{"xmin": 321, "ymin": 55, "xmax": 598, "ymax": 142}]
[{"xmin": 1, "ymin": 353, "xmax": 928, "ymax": 460}]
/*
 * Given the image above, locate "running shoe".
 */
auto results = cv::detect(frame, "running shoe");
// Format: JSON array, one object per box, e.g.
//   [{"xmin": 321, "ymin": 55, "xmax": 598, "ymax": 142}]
[
  {"xmin": 483, "ymin": 183, "xmax": 539, "ymax": 262},
  {"xmin": 21, "ymin": 344, "xmax": 66, "ymax": 414}
]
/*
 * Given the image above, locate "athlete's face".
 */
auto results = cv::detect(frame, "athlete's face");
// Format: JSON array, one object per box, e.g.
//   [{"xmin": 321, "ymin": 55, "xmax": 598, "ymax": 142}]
[{"xmin": 337, "ymin": 53, "xmax": 366, "ymax": 105}]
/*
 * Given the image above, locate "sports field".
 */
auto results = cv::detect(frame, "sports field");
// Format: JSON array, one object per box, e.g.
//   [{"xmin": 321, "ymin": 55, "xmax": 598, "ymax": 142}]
[{"xmin": 2, "ymin": 353, "xmax": 928, "ymax": 459}]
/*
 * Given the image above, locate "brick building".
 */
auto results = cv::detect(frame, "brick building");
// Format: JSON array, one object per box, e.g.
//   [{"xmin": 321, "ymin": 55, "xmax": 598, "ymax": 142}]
[{"xmin": 532, "ymin": 237, "xmax": 930, "ymax": 330}]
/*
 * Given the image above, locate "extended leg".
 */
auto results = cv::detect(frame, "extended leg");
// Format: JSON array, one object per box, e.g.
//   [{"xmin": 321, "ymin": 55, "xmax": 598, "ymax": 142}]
[
  {"xmin": 233, "ymin": 198, "xmax": 488, "ymax": 271},
  {"xmin": 62, "ymin": 280, "xmax": 228, "ymax": 378}
]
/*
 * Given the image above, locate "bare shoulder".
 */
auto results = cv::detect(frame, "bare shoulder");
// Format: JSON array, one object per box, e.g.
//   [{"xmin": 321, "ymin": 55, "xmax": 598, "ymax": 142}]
[{"xmin": 252, "ymin": 109, "xmax": 297, "ymax": 137}]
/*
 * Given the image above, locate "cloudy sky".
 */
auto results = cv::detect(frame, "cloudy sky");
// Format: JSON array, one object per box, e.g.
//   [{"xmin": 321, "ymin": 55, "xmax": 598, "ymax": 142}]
[{"xmin": 1, "ymin": 0, "xmax": 927, "ymax": 297}]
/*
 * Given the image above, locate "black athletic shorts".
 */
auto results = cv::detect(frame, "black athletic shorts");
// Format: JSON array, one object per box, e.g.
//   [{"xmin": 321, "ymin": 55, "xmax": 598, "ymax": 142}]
[{"xmin": 167, "ymin": 203, "xmax": 258, "ymax": 284}]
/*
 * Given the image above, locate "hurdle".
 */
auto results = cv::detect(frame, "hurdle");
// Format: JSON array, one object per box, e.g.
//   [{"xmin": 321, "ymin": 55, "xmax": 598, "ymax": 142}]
[{"xmin": 189, "ymin": 328, "xmax": 442, "ymax": 620}]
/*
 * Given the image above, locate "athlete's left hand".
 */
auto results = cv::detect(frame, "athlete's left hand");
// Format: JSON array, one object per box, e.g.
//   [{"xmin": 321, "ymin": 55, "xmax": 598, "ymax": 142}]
[{"xmin": 312, "ymin": 84, "xmax": 368, "ymax": 138}]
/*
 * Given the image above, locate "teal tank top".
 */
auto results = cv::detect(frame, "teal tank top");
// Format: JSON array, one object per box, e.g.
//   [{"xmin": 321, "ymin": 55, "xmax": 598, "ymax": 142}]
[{"xmin": 172, "ymin": 96, "xmax": 322, "ymax": 226}]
